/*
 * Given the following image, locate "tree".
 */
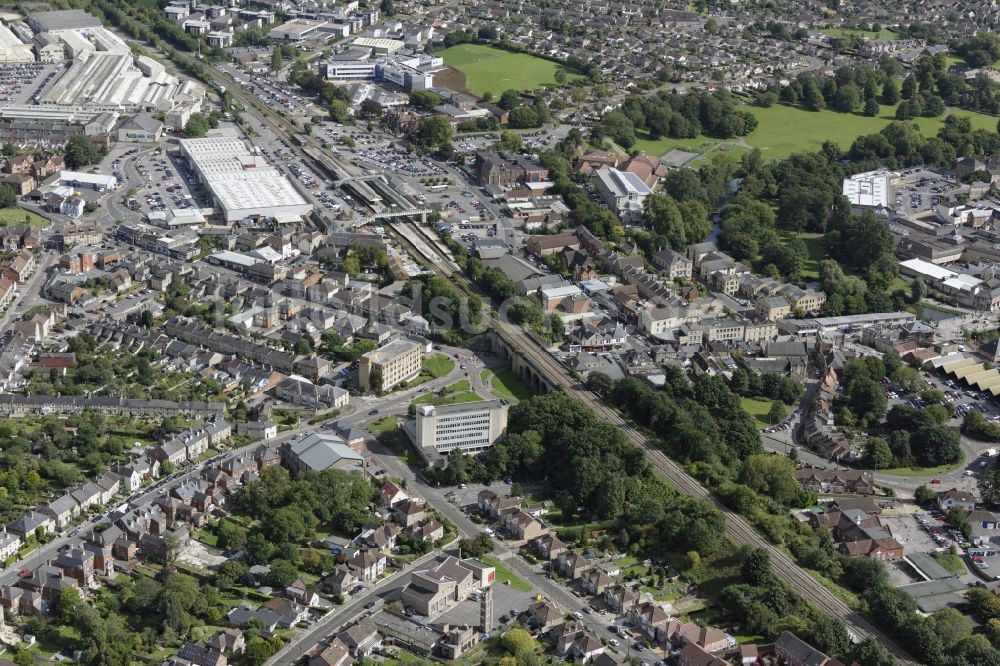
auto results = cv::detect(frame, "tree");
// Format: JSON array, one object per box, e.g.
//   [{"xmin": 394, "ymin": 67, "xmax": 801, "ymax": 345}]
[
  {"xmin": 359, "ymin": 99, "xmax": 383, "ymax": 119},
  {"xmin": 215, "ymin": 559, "xmax": 248, "ymax": 588},
  {"xmin": 267, "ymin": 559, "xmax": 299, "ymax": 588},
  {"xmin": 497, "ymin": 131, "xmax": 523, "ymax": 153},
  {"xmin": 914, "ymin": 484, "xmax": 938, "ymax": 505},
  {"xmin": 184, "ymin": 113, "xmax": 210, "ymax": 138},
  {"xmin": 64, "ymin": 135, "xmax": 100, "ymax": 170},
  {"xmin": 834, "ymin": 83, "xmax": 862, "ymax": 112},
  {"xmin": 554, "ymin": 68, "xmax": 567, "ymax": 85},
  {"xmin": 910, "ymin": 424, "xmax": 962, "ymax": 466},
  {"xmin": 380, "ymin": 0, "xmax": 395, "ymax": 15},
  {"xmin": 497, "ymin": 89, "xmax": 521, "ymax": 111},
  {"xmin": 502, "ymin": 628, "xmax": 535, "ymax": 654},
  {"xmin": 740, "ymin": 547, "xmax": 771, "ymax": 586},
  {"xmin": 57, "ymin": 587, "xmax": 81, "ymax": 623},
  {"xmin": 862, "ymin": 437, "xmax": 893, "ymax": 470},
  {"xmin": 767, "ymin": 401, "xmax": 787, "ymax": 425},
  {"xmin": 329, "ymin": 99, "xmax": 350, "ymax": 123},
  {"xmin": 0, "ymin": 183, "xmax": 15, "ymax": 209},
  {"xmin": 415, "ymin": 116, "xmax": 452, "ymax": 150},
  {"xmin": 863, "ymin": 97, "xmax": 880, "ymax": 117},
  {"xmin": 409, "ymin": 90, "xmax": 441, "ymax": 111},
  {"xmin": 271, "ymin": 48, "xmax": 283, "ymax": 72},
  {"xmin": 890, "ymin": 365, "xmax": 922, "ymax": 393},
  {"xmin": 802, "ymin": 78, "xmax": 825, "ymax": 111},
  {"xmin": 902, "ymin": 74, "xmax": 918, "ymax": 99},
  {"xmin": 243, "ymin": 637, "xmax": 275, "ymax": 666},
  {"xmin": 928, "ymin": 607, "xmax": 973, "ymax": 647}
]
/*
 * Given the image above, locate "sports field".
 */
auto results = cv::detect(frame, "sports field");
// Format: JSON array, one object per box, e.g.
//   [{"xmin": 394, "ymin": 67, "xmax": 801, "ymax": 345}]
[
  {"xmin": 632, "ymin": 103, "xmax": 999, "ymax": 162},
  {"xmin": 439, "ymin": 44, "xmax": 583, "ymax": 96}
]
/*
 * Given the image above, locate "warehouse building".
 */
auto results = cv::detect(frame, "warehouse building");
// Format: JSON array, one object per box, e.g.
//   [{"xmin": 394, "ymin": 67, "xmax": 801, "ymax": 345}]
[
  {"xmin": 58, "ymin": 170, "xmax": 117, "ymax": 192},
  {"xmin": 0, "ymin": 22, "xmax": 33, "ymax": 63},
  {"xmin": 179, "ymin": 136, "xmax": 312, "ymax": 223},
  {"xmin": 411, "ymin": 399, "xmax": 508, "ymax": 458}
]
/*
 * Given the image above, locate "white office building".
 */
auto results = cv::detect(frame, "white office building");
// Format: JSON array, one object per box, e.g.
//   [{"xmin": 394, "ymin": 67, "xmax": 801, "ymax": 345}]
[
  {"xmin": 412, "ymin": 399, "xmax": 508, "ymax": 456},
  {"xmin": 842, "ymin": 169, "xmax": 895, "ymax": 209},
  {"xmin": 593, "ymin": 166, "xmax": 651, "ymax": 223}
]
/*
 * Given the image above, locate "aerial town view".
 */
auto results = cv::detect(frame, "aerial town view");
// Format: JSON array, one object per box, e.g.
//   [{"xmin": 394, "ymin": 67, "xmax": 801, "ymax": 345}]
[{"xmin": 2, "ymin": 0, "xmax": 1000, "ymax": 665}]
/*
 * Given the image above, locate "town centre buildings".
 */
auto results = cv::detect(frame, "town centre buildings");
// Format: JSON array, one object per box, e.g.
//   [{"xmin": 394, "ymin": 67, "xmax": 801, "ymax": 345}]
[{"xmin": 178, "ymin": 136, "xmax": 312, "ymax": 223}]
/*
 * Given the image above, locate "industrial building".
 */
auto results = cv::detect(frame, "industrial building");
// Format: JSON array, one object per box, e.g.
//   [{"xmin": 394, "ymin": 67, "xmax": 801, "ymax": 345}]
[
  {"xmin": 842, "ymin": 169, "xmax": 895, "ymax": 209},
  {"xmin": 352, "ymin": 36, "xmax": 403, "ymax": 55},
  {"xmin": 411, "ymin": 399, "xmax": 509, "ymax": 457},
  {"xmin": 178, "ymin": 136, "xmax": 313, "ymax": 223},
  {"xmin": 58, "ymin": 170, "xmax": 117, "ymax": 192},
  {"xmin": 0, "ymin": 22, "xmax": 33, "ymax": 63}
]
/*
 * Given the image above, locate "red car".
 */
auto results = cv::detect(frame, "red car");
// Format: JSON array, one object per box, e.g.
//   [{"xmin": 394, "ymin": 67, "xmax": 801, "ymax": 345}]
[
  {"xmin": 18, "ymin": 568, "xmax": 30, "ymax": 578},
  {"xmin": 930, "ymin": 478, "xmax": 942, "ymax": 484}
]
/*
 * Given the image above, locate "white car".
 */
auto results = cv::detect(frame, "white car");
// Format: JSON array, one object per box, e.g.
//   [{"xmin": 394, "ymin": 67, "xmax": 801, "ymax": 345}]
[{"xmin": 609, "ymin": 639, "xmax": 619, "ymax": 647}]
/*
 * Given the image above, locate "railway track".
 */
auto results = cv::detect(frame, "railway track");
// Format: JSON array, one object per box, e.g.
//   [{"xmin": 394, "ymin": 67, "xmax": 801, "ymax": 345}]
[
  {"xmin": 391, "ymin": 222, "xmax": 914, "ymax": 664},
  {"xmin": 178, "ymin": 56, "xmax": 912, "ymax": 662}
]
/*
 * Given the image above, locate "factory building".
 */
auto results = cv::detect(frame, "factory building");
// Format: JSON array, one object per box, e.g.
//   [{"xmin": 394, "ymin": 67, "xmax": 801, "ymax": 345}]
[{"xmin": 179, "ymin": 136, "xmax": 313, "ymax": 223}]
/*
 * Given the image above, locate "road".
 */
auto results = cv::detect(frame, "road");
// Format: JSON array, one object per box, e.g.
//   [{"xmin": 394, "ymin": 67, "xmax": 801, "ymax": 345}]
[
  {"xmin": 269, "ymin": 550, "xmax": 441, "ymax": 666},
  {"xmin": 392, "ymin": 225, "xmax": 916, "ymax": 663}
]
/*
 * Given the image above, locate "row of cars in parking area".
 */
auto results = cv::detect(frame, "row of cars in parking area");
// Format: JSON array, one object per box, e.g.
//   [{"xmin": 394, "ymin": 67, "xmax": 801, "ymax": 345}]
[
  {"xmin": 355, "ymin": 147, "xmax": 446, "ymax": 177},
  {"xmin": 915, "ymin": 512, "xmax": 972, "ymax": 553}
]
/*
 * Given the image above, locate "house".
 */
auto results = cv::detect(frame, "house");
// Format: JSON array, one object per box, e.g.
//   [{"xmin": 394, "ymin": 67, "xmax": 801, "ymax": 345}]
[
  {"xmin": 0, "ymin": 531, "xmax": 21, "ymax": 561},
  {"xmin": 320, "ymin": 565, "xmax": 356, "ymax": 597},
  {"xmin": 207, "ymin": 629, "xmax": 245, "ymax": 656},
  {"xmin": 408, "ymin": 520, "xmax": 444, "ymax": 542},
  {"xmin": 793, "ymin": 469, "xmax": 875, "ymax": 495},
  {"xmin": 651, "ymin": 248, "xmax": 693, "ymax": 279},
  {"xmin": 580, "ymin": 568, "xmax": 613, "ymax": 595},
  {"xmin": 567, "ymin": 632, "xmax": 605, "ymax": 662},
  {"xmin": 678, "ymin": 643, "xmax": 727, "ymax": 666},
  {"xmin": 502, "ymin": 509, "xmax": 546, "ymax": 541},
  {"xmin": 337, "ymin": 617, "xmax": 381, "ymax": 657},
  {"xmin": 175, "ymin": 643, "xmax": 227, "ymax": 666},
  {"xmin": 42, "ymin": 493, "xmax": 81, "ymax": 529},
  {"xmin": 349, "ymin": 550, "xmax": 388, "ymax": 581},
  {"xmin": 737, "ymin": 644, "xmax": 758, "ymax": 665},
  {"xmin": 262, "ymin": 597, "xmax": 307, "ymax": 627},
  {"xmin": 379, "ymin": 481, "xmax": 408, "ymax": 507},
  {"xmin": 309, "ymin": 640, "xmax": 350, "ymax": 666},
  {"xmin": 393, "ymin": 499, "xmax": 426, "ymax": 528},
  {"xmin": 531, "ymin": 533, "xmax": 567, "ymax": 561},
  {"xmin": 284, "ymin": 579, "xmax": 320, "ymax": 607},
  {"xmin": 603, "ymin": 585, "xmax": 641, "ymax": 613},
  {"xmin": 359, "ymin": 523, "xmax": 398, "ymax": 550},
  {"xmin": 557, "ymin": 551, "xmax": 593, "ymax": 579},
  {"xmin": 525, "ymin": 599, "xmax": 563, "ymax": 631},
  {"xmin": 938, "ymin": 489, "xmax": 976, "ymax": 511},
  {"xmin": 6, "ymin": 510, "xmax": 53, "ymax": 539},
  {"xmin": 775, "ymin": 631, "xmax": 835, "ymax": 666}
]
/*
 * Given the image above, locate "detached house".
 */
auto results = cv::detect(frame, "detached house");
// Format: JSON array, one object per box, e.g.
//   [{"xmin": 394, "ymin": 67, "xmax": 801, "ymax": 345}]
[{"xmin": 938, "ymin": 488, "xmax": 976, "ymax": 511}]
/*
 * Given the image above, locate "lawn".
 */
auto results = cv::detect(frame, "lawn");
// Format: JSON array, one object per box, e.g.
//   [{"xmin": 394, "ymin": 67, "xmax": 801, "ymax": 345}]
[
  {"xmin": 421, "ymin": 354, "xmax": 455, "ymax": 379},
  {"xmin": 485, "ymin": 368, "xmax": 535, "ymax": 403},
  {"xmin": 878, "ymin": 462, "xmax": 963, "ymax": 476},
  {"xmin": 0, "ymin": 206, "xmax": 49, "ymax": 228},
  {"xmin": 934, "ymin": 553, "xmax": 967, "ymax": 575},
  {"xmin": 480, "ymin": 555, "xmax": 532, "ymax": 592},
  {"xmin": 411, "ymin": 390, "xmax": 482, "ymax": 408},
  {"xmin": 369, "ymin": 415, "xmax": 399, "ymax": 435},
  {"xmin": 632, "ymin": 103, "xmax": 999, "ymax": 162},
  {"xmin": 778, "ymin": 230, "xmax": 826, "ymax": 279},
  {"xmin": 740, "ymin": 397, "xmax": 775, "ymax": 426},
  {"xmin": 439, "ymin": 43, "xmax": 583, "ymax": 96}
]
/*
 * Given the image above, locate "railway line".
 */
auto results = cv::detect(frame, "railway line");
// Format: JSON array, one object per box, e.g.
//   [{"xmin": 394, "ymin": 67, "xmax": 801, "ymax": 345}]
[
  {"xmin": 181, "ymin": 51, "xmax": 912, "ymax": 663},
  {"xmin": 391, "ymin": 221, "xmax": 914, "ymax": 664}
]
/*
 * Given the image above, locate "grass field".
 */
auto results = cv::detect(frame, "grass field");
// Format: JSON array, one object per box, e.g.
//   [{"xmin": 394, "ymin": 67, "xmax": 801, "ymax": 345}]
[
  {"xmin": 632, "ymin": 103, "xmax": 998, "ymax": 162},
  {"xmin": 421, "ymin": 354, "xmax": 454, "ymax": 378},
  {"xmin": 740, "ymin": 397, "xmax": 775, "ymax": 426},
  {"xmin": 819, "ymin": 27, "xmax": 898, "ymax": 39},
  {"xmin": 480, "ymin": 555, "xmax": 532, "ymax": 592},
  {"xmin": 482, "ymin": 368, "xmax": 535, "ymax": 403},
  {"xmin": 439, "ymin": 44, "xmax": 583, "ymax": 96},
  {"xmin": 878, "ymin": 462, "xmax": 963, "ymax": 476},
  {"xmin": 368, "ymin": 415, "xmax": 398, "ymax": 435},
  {"xmin": 778, "ymin": 230, "xmax": 826, "ymax": 279},
  {"xmin": 0, "ymin": 207, "xmax": 49, "ymax": 228}
]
